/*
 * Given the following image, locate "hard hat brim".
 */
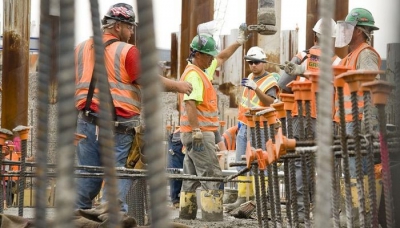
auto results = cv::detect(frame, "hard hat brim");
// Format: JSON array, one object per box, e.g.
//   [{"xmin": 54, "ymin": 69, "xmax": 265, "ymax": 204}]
[{"xmin": 244, "ymin": 56, "xmax": 266, "ymax": 63}]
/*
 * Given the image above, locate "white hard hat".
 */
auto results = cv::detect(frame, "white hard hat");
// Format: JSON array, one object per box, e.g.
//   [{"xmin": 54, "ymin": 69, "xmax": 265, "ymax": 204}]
[
  {"xmin": 244, "ymin": 46, "xmax": 267, "ymax": 62},
  {"xmin": 313, "ymin": 18, "xmax": 337, "ymax": 38}
]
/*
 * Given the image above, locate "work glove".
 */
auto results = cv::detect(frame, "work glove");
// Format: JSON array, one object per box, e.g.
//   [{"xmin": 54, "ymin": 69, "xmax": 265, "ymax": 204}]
[
  {"xmin": 283, "ymin": 61, "xmax": 305, "ymax": 76},
  {"xmin": 241, "ymin": 78, "xmax": 258, "ymax": 90},
  {"xmin": 236, "ymin": 23, "xmax": 249, "ymax": 45},
  {"xmin": 192, "ymin": 128, "xmax": 205, "ymax": 152}
]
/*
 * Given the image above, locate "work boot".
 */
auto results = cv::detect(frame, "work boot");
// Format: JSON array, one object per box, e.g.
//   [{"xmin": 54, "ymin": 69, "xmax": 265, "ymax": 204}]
[
  {"xmin": 179, "ymin": 191, "xmax": 197, "ymax": 220},
  {"xmin": 222, "ymin": 188, "xmax": 238, "ymax": 204},
  {"xmin": 200, "ymin": 190, "xmax": 224, "ymax": 221},
  {"xmin": 224, "ymin": 176, "xmax": 254, "ymax": 212}
]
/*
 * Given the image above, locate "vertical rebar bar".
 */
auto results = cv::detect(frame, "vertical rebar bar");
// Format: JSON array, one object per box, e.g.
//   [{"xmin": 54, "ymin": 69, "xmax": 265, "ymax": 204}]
[
  {"xmin": 89, "ymin": 0, "xmax": 120, "ymax": 226},
  {"xmin": 55, "ymin": 0, "xmax": 77, "ymax": 227},
  {"xmin": 337, "ymin": 86, "xmax": 354, "ymax": 228},
  {"xmin": 351, "ymin": 91, "xmax": 366, "ymax": 227},
  {"xmin": 253, "ymin": 164, "xmax": 264, "ymax": 228},
  {"xmin": 281, "ymin": 116, "xmax": 292, "ymax": 226},
  {"xmin": 363, "ymin": 91, "xmax": 378, "ymax": 227},
  {"xmin": 35, "ymin": 0, "xmax": 51, "ymax": 225},
  {"xmin": 264, "ymin": 120, "xmax": 276, "ymax": 227},
  {"xmin": 136, "ymin": 2, "xmax": 171, "ymax": 227},
  {"xmin": 18, "ymin": 137, "xmax": 27, "ymax": 216},
  {"xmin": 286, "ymin": 110, "xmax": 299, "ymax": 227},
  {"xmin": 377, "ymin": 104, "xmax": 395, "ymax": 228},
  {"xmin": 255, "ymin": 117, "xmax": 268, "ymax": 228},
  {"xmin": 270, "ymin": 124, "xmax": 282, "ymax": 227}
]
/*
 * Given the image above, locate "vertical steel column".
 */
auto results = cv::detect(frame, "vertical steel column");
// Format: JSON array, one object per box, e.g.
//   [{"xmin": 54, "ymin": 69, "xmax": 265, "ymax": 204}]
[{"xmin": 1, "ymin": 0, "xmax": 30, "ymax": 130}]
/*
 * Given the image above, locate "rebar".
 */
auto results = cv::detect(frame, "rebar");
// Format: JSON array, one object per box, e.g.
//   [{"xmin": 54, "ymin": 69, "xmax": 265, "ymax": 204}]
[
  {"xmin": 377, "ymin": 104, "xmax": 395, "ymax": 228},
  {"xmin": 136, "ymin": 2, "xmax": 170, "ymax": 227},
  {"xmin": 270, "ymin": 124, "xmax": 282, "ymax": 227},
  {"xmin": 259, "ymin": 169, "xmax": 269, "ymax": 228},
  {"xmin": 18, "ymin": 138, "xmax": 27, "ymax": 216},
  {"xmin": 337, "ymin": 87, "xmax": 353, "ymax": 228},
  {"xmin": 253, "ymin": 164, "xmax": 264, "ymax": 228},
  {"xmin": 55, "ymin": 0, "xmax": 77, "ymax": 227},
  {"xmin": 264, "ymin": 120, "xmax": 276, "ymax": 226},
  {"xmin": 351, "ymin": 90, "xmax": 366, "ymax": 227},
  {"xmin": 89, "ymin": 0, "xmax": 120, "ymax": 226},
  {"xmin": 35, "ymin": 0, "xmax": 51, "ymax": 225},
  {"xmin": 363, "ymin": 91, "xmax": 378, "ymax": 227}
]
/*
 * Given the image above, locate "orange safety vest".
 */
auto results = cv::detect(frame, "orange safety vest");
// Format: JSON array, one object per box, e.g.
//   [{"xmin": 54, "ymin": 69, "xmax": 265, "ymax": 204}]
[
  {"xmin": 75, "ymin": 34, "xmax": 141, "ymax": 115},
  {"xmin": 333, "ymin": 43, "xmax": 381, "ymax": 122},
  {"xmin": 179, "ymin": 64, "xmax": 219, "ymax": 132},
  {"xmin": 222, "ymin": 126, "xmax": 238, "ymax": 151},
  {"xmin": 238, "ymin": 72, "xmax": 279, "ymax": 126},
  {"xmin": 291, "ymin": 48, "xmax": 341, "ymax": 118}
]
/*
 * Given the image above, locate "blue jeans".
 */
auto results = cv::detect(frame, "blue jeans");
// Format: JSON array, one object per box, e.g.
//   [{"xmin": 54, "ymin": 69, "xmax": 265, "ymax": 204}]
[
  {"xmin": 75, "ymin": 114, "xmax": 137, "ymax": 211},
  {"xmin": 167, "ymin": 133, "xmax": 184, "ymax": 204}
]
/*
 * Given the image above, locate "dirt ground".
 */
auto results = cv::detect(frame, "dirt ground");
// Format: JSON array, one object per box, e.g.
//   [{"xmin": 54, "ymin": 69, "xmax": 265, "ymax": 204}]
[{"xmin": 172, "ymin": 214, "xmax": 261, "ymax": 228}]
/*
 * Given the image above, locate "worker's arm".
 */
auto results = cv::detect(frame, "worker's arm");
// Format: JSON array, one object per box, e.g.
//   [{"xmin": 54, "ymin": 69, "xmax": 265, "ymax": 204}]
[
  {"xmin": 160, "ymin": 76, "xmax": 193, "ymax": 95},
  {"xmin": 215, "ymin": 42, "xmax": 242, "ymax": 68},
  {"xmin": 254, "ymin": 87, "xmax": 277, "ymax": 106},
  {"xmin": 184, "ymin": 100, "xmax": 200, "ymax": 129}
]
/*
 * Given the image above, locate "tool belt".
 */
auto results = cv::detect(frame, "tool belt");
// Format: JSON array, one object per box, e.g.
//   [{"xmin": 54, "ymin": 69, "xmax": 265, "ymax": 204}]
[{"xmin": 79, "ymin": 111, "xmax": 137, "ymax": 135}]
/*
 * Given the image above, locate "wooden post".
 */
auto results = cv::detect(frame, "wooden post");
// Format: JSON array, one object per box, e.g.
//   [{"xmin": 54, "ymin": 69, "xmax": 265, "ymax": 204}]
[{"xmin": 244, "ymin": 0, "xmax": 258, "ymax": 77}]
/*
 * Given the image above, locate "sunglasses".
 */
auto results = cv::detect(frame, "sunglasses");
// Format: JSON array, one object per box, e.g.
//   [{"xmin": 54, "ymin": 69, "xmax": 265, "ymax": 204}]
[{"xmin": 247, "ymin": 61, "xmax": 262, "ymax": 65}]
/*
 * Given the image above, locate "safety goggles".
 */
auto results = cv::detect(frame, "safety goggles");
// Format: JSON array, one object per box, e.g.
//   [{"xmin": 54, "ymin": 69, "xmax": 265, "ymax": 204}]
[{"xmin": 247, "ymin": 61, "xmax": 262, "ymax": 65}]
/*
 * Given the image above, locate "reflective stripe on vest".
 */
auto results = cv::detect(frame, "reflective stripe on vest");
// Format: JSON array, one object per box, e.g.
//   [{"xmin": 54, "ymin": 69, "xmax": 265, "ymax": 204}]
[
  {"xmin": 291, "ymin": 48, "xmax": 341, "ymax": 118},
  {"xmin": 179, "ymin": 64, "xmax": 219, "ymax": 132},
  {"xmin": 238, "ymin": 73, "xmax": 278, "ymax": 126},
  {"xmin": 334, "ymin": 43, "xmax": 381, "ymax": 122},
  {"xmin": 75, "ymin": 34, "xmax": 141, "ymax": 113},
  {"xmin": 223, "ymin": 126, "xmax": 238, "ymax": 150}
]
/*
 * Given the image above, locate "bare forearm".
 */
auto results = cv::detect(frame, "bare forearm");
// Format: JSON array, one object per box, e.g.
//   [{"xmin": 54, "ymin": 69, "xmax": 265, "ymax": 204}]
[
  {"xmin": 255, "ymin": 88, "xmax": 275, "ymax": 106},
  {"xmin": 185, "ymin": 100, "xmax": 200, "ymax": 129},
  {"xmin": 216, "ymin": 42, "xmax": 241, "ymax": 67}
]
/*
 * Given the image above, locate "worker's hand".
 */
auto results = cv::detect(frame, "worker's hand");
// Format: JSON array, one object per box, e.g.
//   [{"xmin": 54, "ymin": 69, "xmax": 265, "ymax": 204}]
[
  {"xmin": 192, "ymin": 128, "xmax": 205, "ymax": 152},
  {"xmin": 236, "ymin": 23, "xmax": 249, "ymax": 45},
  {"xmin": 177, "ymin": 81, "xmax": 193, "ymax": 96},
  {"xmin": 241, "ymin": 78, "xmax": 258, "ymax": 90},
  {"xmin": 283, "ymin": 61, "xmax": 305, "ymax": 76}
]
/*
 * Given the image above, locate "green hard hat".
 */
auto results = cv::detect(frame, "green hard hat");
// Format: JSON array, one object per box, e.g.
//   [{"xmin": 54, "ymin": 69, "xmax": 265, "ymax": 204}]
[
  {"xmin": 190, "ymin": 34, "xmax": 218, "ymax": 57},
  {"xmin": 345, "ymin": 8, "xmax": 379, "ymax": 31}
]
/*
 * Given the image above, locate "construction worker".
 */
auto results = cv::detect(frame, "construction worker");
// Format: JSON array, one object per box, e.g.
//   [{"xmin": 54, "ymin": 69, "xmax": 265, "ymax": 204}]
[
  {"xmin": 278, "ymin": 18, "xmax": 339, "ymax": 222},
  {"xmin": 334, "ymin": 8, "xmax": 382, "ymax": 225},
  {"xmin": 224, "ymin": 46, "xmax": 280, "ymax": 212},
  {"xmin": 74, "ymin": 3, "xmax": 192, "ymax": 211},
  {"xmin": 222, "ymin": 125, "xmax": 238, "ymax": 151},
  {"xmin": 178, "ymin": 25, "xmax": 249, "ymax": 221},
  {"xmin": 334, "ymin": 8, "xmax": 381, "ymax": 178}
]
